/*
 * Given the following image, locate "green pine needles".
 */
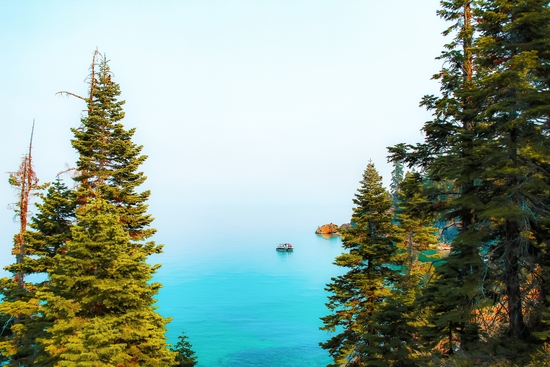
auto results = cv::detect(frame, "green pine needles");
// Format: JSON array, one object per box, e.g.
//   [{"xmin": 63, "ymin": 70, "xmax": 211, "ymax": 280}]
[
  {"xmin": 320, "ymin": 162, "xmax": 402, "ymax": 366},
  {"xmin": 71, "ymin": 52, "xmax": 154, "ymax": 241},
  {"xmin": 170, "ymin": 332, "xmax": 198, "ymax": 367},
  {"xmin": 39, "ymin": 199, "xmax": 174, "ymax": 366},
  {"xmin": 323, "ymin": 0, "xmax": 550, "ymax": 365},
  {"xmin": 0, "ymin": 51, "xmax": 188, "ymax": 366}
]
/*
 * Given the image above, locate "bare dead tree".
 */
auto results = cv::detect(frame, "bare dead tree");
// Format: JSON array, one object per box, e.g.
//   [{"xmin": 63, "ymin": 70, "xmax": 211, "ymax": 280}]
[
  {"xmin": 56, "ymin": 48, "xmax": 101, "ymax": 115},
  {"xmin": 8, "ymin": 119, "xmax": 44, "ymax": 290}
]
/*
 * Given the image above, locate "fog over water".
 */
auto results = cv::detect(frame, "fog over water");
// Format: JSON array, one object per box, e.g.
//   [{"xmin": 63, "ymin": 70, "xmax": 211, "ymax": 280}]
[
  {"xmin": 1, "ymin": 2, "xmax": 446, "ymax": 267},
  {"xmin": 153, "ymin": 204, "xmax": 349, "ymax": 366}
]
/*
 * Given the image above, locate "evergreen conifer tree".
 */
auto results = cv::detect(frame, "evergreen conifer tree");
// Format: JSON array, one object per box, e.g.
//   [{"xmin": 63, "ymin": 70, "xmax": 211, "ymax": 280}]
[
  {"xmin": 395, "ymin": 172, "xmax": 440, "ymax": 271},
  {"xmin": 16, "ymin": 177, "xmax": 76, "ymax": 366},
  {"xmin": 388, "ymin": 0, "xmax": 487, "ymax": 354},
  {"xmin": 472, "ymin": 0, "xmax": 550, "ymax": 342},
  {"xmin": 24, "ymin": 177, "xmax": 75, "ymax": 276},
  {"xmin": 388, "ymin": 0, "xmax": 550, "ymax": 360},
  {"xmin": 0, "ymin": 125, "xmax": 49, "ymax": 366},
  {"xmin": 0, "ymin": 279, "xmax": 39, "ymax": 366},
  {"xmin": 171, "ymin": 332, "xmax": 198, "ymax": 367},
  {"xmin": 320, "ymin": 161, "xmax": 401, "ymax": 366},
  {"xmin": 367, "ymin": 172, "xmax": 440, "ymax": 367},
  {"xmin": 35, "ymin": 51, "xmax": 176, "ymax": 366},
  {"xmin": 70, "ymin": 51, "xmax": 154, "ymax": 242},
  {"xmin": 389, "ymin": 160, "xmax": 404, "ymax": 204},
  {"xmin": 38, "ymin": 198, "xmax": 174, "ymax": 366}
]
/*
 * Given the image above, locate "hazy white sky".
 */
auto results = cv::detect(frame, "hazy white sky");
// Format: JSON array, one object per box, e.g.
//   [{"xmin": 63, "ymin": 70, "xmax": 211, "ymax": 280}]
[{"xmin": 0, "ymin": 1, "xmax": 446, "ymax": 270}]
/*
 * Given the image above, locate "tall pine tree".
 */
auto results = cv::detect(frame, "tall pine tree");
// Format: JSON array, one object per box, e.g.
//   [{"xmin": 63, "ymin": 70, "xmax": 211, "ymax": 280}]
[
  {"xmin": 0, "ymin": 122, "xmax": 49, "ymax": 366},
  {"xmin": 39, "ymin": 198, "xmax": 174, "ymax": 366},
  {"xmin": 37, "ymin": 51, "xmax": 175, "ymax": 366},
  {"xmin": 473, "ymin": 0, "xmax": 550, "ymax": 342},
  {"xmin": 320, "ymin": 161, "xmax": 401, "ymax": 366},
  {"xmin": 368, "ymin": 172, "xmax": 440, "ymax": 367},
  {"xmin": 388, "ymin": 0, "xmax": 487, "ymax": 354},
  {"xmin": 388, "ymin": 0, "xmax": 550, "ymax": 361},
  {"xmin": 69, "ymin": 51, "xmax": 154, "ymax": 242}
]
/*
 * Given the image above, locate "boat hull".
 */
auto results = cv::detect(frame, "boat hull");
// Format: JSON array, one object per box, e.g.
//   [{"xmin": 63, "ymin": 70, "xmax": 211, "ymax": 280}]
[{"xmin": 276, "ymin": 243, "xmax": 294, "ymax": 251}]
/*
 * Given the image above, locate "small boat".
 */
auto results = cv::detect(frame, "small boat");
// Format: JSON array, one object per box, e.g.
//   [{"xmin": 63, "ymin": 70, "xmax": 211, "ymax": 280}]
[{"xmin": 276, "ymin": 243, "xmax": 294, "ymax": 251}]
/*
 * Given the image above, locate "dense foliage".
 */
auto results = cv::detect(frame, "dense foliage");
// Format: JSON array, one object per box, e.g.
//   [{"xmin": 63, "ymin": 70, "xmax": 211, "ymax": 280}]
[
  {"xmin": 0, "ymin": 52, "xmax": 194, "ymax": 366},
  {"xmin": 170, "ymin": 332, "xmax": 198, "ymax": 367},
  {"xmin": 320, "ymin": 162, "xmax": 402, "ymax": 366},
  {"xmin": 322, "ymin": 0, "xmax": 550, "ymax": 366}
]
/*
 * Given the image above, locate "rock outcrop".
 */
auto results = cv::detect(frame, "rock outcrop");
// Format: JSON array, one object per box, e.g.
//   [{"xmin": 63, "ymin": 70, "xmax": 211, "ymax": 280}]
[
  {"xmin": 315, "ymin": 223, "xmax": 340, "ymax": 235},
  {"xmin": 316, "ymin": 223, "xmax": 352, "ymax": 236}
]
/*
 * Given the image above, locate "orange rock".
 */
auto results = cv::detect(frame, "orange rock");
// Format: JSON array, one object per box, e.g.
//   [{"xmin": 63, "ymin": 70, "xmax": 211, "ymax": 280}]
[{"xmin": 315, "ymin": 223, "xmax": 339, "ymax": 234}]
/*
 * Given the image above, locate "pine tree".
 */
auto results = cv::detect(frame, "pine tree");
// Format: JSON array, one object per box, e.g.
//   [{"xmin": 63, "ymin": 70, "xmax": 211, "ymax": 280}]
[
  {"xmin": 0, "ymin": 279, "xmax": 39, "ymax": 366},
  {"xmin": 395, "ymin": 172, "xmax": 440, "ymax": 271},
  {"xmin": 171, "ymin": 332, "xmax": 198, "ymax": 367},
  {"xmin": 320, "ymin": 161, "xmax": 401, "ymax": 366},
  {"xmin": 387, "ymin": 0, "xmax": 550, "ymax": 360},
  {"xmin": 18, "ymin": 177, "xmax": 76, "ymax": 366},
  {"xmin": 38, "ymin": 198, "xmax": 174, "ymax": 366},
  {"xmin": 35, "ymin": 51, "xmax": 176, "ymax": 366},
  {"xmin": 24, "ymin": 177, "xmax": 75, "ymax": 276},
  {"xmin": 6, "ymin": 122, "xmax": 42, "ymax": 290},
  {"xmin": 0, "ymin": 122, "xmax": 48, "ymax": 366},
  {"xmin": 68, "ymin": 51, "xmax": 154, "ymax": 242},
  {"xmin": 388, "ymin": 0, "xmax": 487, "ymax": 354},
  {"xmin": 389, "ymin": 159, "xmax": 404, "ymax": 204},
  {"xmin": 472, "ymin": 0, "xmax": 550, "ymax": 342},
  {"xmin": 366, "ymin": 172, "xmax": 440, "ymax": 367}
]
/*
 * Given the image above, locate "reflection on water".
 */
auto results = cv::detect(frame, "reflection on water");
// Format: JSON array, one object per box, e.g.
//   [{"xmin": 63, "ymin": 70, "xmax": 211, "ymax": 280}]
[
  {"xmin": 316, "ymin": 233, "xmax": 341, "ymax": 240},
  {"xmin": 276, "ymin": 250, "xmax": 293, "ymax": 258}
]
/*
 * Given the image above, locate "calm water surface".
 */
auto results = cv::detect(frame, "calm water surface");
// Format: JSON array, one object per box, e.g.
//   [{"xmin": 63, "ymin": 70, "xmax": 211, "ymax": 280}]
[{"xmin": 152, "ymin": 204, "xmax": 348, "ymax": 367}]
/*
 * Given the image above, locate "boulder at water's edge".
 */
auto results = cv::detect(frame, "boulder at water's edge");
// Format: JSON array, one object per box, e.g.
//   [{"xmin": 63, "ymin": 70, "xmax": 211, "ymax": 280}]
[{"xmin": 315, "ymin": 223, "xmax": 340, "ymax": 235}]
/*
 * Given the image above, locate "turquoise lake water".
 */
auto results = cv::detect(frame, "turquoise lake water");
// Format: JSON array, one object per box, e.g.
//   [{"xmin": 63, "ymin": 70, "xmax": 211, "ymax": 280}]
[{"xmin": 151, "ymin": 204, "xmax": 349, "ymax": 367}]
